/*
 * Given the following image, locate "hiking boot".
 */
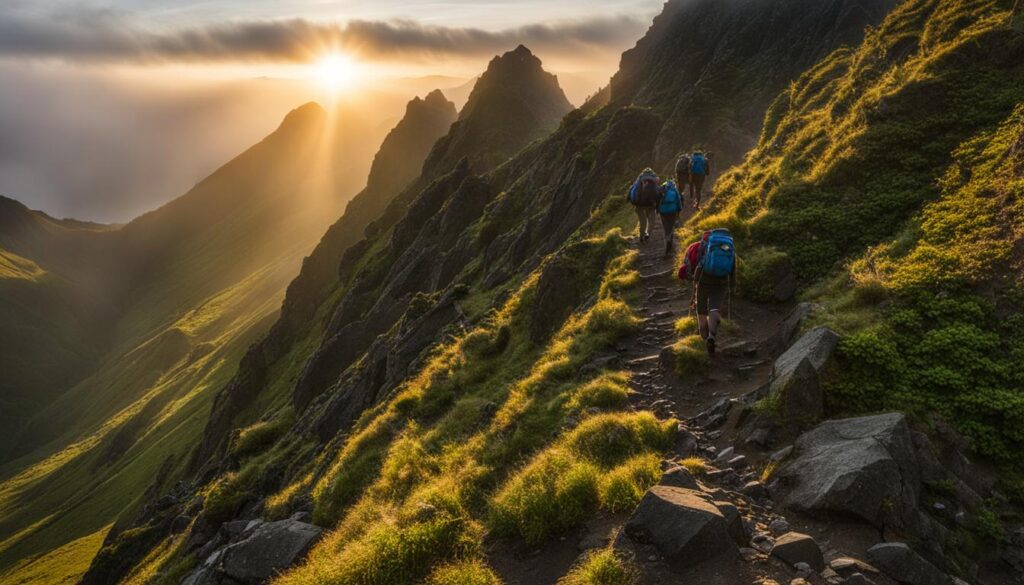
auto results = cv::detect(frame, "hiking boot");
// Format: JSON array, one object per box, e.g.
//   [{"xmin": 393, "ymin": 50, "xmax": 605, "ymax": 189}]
[{"xmin": 706, "ymin": 336, "xmax": 716, "ymax": 356}]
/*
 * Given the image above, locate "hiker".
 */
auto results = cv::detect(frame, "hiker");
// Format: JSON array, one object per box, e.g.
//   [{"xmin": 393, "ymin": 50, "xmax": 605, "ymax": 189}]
[
  {"xmin": 628, "ymin": 168, "xmax": 660, "ymax": 243},
  {"xmin": 679, "ymin": 228, "xmax": 736, "ymax": 356},
  {"xmin": 674, "ymin": 152, "xmax": 691, "ymax": 205},
  {"xmin": 689, "ymin": 150, "xmax": 711, "ymax": 209},
  {"xmin": 657, "ymin": 179, "xmax": 684, "ymax": 258}
]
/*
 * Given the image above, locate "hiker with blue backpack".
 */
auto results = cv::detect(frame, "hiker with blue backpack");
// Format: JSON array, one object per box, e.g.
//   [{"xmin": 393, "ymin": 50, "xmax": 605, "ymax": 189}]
[
  {"xmin": 689, "ymin": 151, "xmax": 712, "ymax": 209},
  {"xmin": 657, "ymin": 179, "xmax": 684, "ymax": 258},
  {"xmin": 628, "ymin": 168, "xmax": 661, "ymax": 243},
  {"xmin": 679, "ymin": 227, "xmax": 736, "ymax": 356}
]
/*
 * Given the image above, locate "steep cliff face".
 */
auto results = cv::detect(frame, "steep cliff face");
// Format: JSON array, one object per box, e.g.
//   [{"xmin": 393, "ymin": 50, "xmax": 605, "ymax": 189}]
[{"xmin": 610, "ymin": 0, "xmax": 897, "ymax": 172}]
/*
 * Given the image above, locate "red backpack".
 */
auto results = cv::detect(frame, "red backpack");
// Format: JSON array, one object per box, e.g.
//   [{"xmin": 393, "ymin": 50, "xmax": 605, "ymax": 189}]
[{"xmin": 678, "ymin": 232, "xmax": 711, "ymax": 280}]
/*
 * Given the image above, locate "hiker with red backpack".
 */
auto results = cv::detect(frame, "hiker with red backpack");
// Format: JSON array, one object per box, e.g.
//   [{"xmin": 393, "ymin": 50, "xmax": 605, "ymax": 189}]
[
  {"xmin": 628, "ymin": 168, "xmax": 661, "ymax": 243},
  {"xmin": 678, "ymin": 228, "xmax": 737, "ymax": 356},
  {"xmin": 689, "ymin": 151, "xmax": 711, "ymax": 209},
  {"xmin": 657, "ymin": 179, "xmax": 684, "ymax": 258}
]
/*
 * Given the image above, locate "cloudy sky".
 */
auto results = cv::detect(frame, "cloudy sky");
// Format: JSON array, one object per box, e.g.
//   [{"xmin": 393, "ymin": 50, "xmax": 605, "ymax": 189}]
[{"xmin": 0, "ymin": 0, "xmax": 661, "ymax": 221}]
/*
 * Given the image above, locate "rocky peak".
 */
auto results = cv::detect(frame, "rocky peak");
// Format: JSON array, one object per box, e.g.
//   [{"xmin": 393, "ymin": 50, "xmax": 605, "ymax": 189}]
[{"xmin": 421, "ymin": 45, "xmax": 572, "ymax": 177}]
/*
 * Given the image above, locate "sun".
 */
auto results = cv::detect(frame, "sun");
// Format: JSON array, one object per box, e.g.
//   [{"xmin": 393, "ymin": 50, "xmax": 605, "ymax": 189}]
[{"xmin": 314, "ymin": 53, "xmax": 357, "ymax": 92}]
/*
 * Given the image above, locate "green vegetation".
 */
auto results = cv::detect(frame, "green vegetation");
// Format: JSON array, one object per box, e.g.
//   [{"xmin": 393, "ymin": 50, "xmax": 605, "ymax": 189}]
[
  {"xmin": 699, "ymin": 0, "xmax": 1024, "ymax": 463},
  {"xmin": 566, "ymin": 373, "xmax": 631, "ymax": 412},
  {"xmin": 490, "ymin": 417, "xmax": 671, "ymax": 543},
  {"xmin": 678, "ymin": 457, "xmax": 707, "ymax": 477},
  {"xmin": 425, "ymin": 560, "xmax": 503, "ymax": 585},
  {"xmin": 669, "ymin": 335, "xmax": 710, "ymax": 376},
  {"xmin": 558, "ymin": 549, "xmax": 638, "ymax": 585},
  {"xmin": 275, "ymin": 223, "xmax": 658, "ymax": 584}
]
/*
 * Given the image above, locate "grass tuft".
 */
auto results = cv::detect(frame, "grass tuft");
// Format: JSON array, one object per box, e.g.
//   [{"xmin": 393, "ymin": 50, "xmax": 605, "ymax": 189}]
[{"xmin": 558, "ymin": 549, "xmax": 638, "ymax": 585}]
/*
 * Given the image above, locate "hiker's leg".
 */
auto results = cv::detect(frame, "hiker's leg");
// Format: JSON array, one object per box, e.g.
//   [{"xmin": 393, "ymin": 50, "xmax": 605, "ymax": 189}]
[
  {"xmin": 644, "ymin": 208, "xmax": 654, "ymax": 238},
  {"xmin": 708, "ymin": 309, "xmax": 722, "ymax": 339},
  {"xmin": 693, "ymin": 175, "xmax": 705, "ymax": 207},
  {"xmin": 697, "ymin": 314, "xmax": 709, "ymax": 340},
  {"xmin": 696, "ymin": 285, "xmax": 710, "ymax": 339},
  {"xmin": 634, "ymin": 206, "xmax": 646, "ymax": 239},
  {"xmin": 661, "ymin": 213, "xmax": 676, "ymax": 246}
]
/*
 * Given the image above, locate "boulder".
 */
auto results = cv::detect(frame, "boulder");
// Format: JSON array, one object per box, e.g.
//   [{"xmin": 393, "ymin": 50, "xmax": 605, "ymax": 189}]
[
  {"xmin": 660, "ymin": 464, "xmax": 701, "ymax": 490},
  {"xmin": 622, "ymin": 486, "xmax": 736, "ymax": 566},
  {"xmin": 218, "ymin": 519, "xmax": 323, "ymax": 585},
  {"xmin": 770, "ymin": 532, "xmax": 824, "ymax": 571},
  {"xmin": 866, "ymin": 542, "xmax": 951, "ymax": 585},
  {"xmin": 769, "ymin": 327, "xmax": 839, "ymax": 423},
  {"xmin": 768, "ymin": 413, "xmax": 921, "ymax": 530}
]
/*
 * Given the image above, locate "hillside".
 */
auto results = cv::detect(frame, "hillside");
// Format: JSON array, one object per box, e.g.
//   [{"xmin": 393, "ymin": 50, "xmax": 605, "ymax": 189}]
[
  {"xmin": 8, "ymin": 0, "xmax": 1024, "ymax": 584},
  {"xmin": 0, "ymin": 100, "xmax": 403, "ymax": 583}
]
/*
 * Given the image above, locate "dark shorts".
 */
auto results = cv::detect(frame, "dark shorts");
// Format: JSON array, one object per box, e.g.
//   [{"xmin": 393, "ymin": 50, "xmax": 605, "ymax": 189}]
[{"xmin": 696, "ymin": 282, "xmax": 726, "ymax": 316}]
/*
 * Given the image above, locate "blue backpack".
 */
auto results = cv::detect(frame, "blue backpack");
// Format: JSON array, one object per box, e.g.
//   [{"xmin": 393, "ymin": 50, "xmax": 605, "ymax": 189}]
[
  {"xmin": 690, "ymin": 153, "xmax": 708, "ymax": 175},
  {"xmin": 701, "ymin": 229, "xmax": 735, "ymax": 278},
  {"xmin": 659, "ymin": 182, "xmax": 683, "ymax": 215}
]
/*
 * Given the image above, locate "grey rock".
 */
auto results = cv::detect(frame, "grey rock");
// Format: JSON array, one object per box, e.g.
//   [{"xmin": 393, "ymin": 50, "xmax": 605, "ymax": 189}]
[
  {"xmin": 773, "ymin": 302, "xmax": 816, "ymax": 352},
  {"xmin": 180, "ymin": 567, "xmax": 223, "ymax": 585},
  {"xmin": 623, "ymin": 486, "xmax": 736, "ymax": 566},
  {"xmin": 741, "ymin": 481, "xmax": 769, "ymax": 501},
  {"xmin": 727, "ymin": 455, "xmax": 748, "ymax": 469},
  {"xmin": 866, "ymin": 542, "xmax": 951, "ymax": 585},
  {"xmin": 714, "ymin": 500, "xmax": 748, "ymax": 546},
  {"xmin": 219, "ymin": 519, "xmax": 323, "ymax": 585},
  {"xmin": 768, "ymin": 413, "xmax": 921, "ymax": 530},
  {"xmin": 769, "ymin": 532, "xmax": 825, "ymax": 571},
  {"xmin": 715, "ymin": 447, "xmax": 736, "ymax": 463},
  {"xmin": 770, "ymin": 446, "xmax": 793, "ymax": 462},
  {"xmin": 830, "ymin": 557, "xmax": 879, "ymax": 575},
  {"xmin": 768, "ymin": 518, "xmax": 790, "ymax": 536},
  {"xmin": 660, "ymin": 465, "xmax": 701, "ymax": 490},
  {"xmin": 846, "ymin": 574, "xmax": 875, "ymax": 585},
  {"xmin": 289, "ymin": 511, "xmax": 312, "ymax": 523},
  {"xmin": 739, "ymin": 547, "xmax": 760, "ymax": 562},
  {"xmin": 772, "ymin": 327, "xmax": 839, "ymax": 383},
  {"xmin": 769, "ymin": 328, "xmax": 839, "ymax": 424}
]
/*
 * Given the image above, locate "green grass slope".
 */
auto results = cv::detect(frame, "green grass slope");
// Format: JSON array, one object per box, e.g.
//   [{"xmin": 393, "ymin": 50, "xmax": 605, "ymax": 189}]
[{"xmin": 700, "ymin": 0, "xmax": 1024, "ymax": 465}]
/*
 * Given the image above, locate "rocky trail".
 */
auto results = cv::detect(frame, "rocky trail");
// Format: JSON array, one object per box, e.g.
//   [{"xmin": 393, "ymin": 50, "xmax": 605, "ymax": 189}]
[{"xmin": 491, "ymin": 208, "xmax": 1016, "ymax": 585}]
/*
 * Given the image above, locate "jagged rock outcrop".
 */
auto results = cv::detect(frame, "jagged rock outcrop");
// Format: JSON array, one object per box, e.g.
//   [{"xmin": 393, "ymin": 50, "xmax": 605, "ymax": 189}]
[
  {"xmin": 279, "ymin": 90, "xmax": 457, "ymax": 334},
  {"xmin": 421, "ymin": 45, "xmax": 572, "ymax": 177}
]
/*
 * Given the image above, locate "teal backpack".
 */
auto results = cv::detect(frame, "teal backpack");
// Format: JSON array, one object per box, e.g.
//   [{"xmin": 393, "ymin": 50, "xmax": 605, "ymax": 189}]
[
  {"xmin": 658, "ymin": 181, "xmax": 683, "ymax": 215},
  {"xmin": 701, "ymin": 229, "xmax": 735, "ymax": 278}
]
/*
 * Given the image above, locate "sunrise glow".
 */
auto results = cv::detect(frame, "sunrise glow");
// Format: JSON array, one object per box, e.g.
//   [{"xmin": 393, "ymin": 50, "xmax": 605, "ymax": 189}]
[{"xmin": 314, "ymin": 53, "xmax": 359, "ymax": 92}]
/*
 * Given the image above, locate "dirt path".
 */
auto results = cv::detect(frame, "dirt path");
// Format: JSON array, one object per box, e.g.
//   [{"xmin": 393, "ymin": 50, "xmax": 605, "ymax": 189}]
[{"xmin": 623, "ymin": 207, "xmax": 788, "ymax": 424}]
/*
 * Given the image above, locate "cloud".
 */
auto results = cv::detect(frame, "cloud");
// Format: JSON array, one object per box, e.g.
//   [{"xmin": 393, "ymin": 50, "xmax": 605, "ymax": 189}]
[{"xmin": 0, "ymin": 5, "xmax": 648, "ymax": 64}]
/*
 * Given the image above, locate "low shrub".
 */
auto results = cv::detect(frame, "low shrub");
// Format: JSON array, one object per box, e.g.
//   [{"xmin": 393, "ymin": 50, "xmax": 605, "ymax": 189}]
[
  {"xmin": 670, "ymin": 335, "xmax": 709, "ymax": 376},
  {"xmin": 426, "ymin": 560, "xmax": 502, "ymax": 585},
  {"xmin": 559, "ymin": 549, "xmax": 637, "ymax": 585},
  {"xmin": 566, "ymin": 373, "xmax": 631, "ymax": 411},
  {"xmin": 679, "ymin": 457, "xmax": 707, "ymax": 477},
  {"xmin": 598, "ymin": 454, "xmax": 662, "ymax": 512}
]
